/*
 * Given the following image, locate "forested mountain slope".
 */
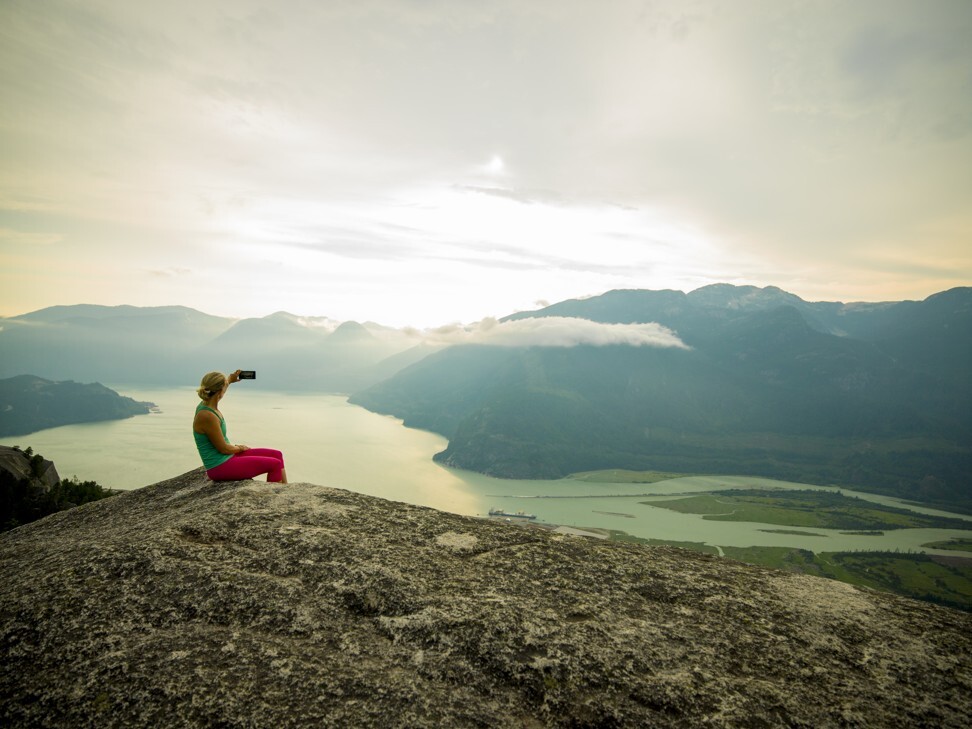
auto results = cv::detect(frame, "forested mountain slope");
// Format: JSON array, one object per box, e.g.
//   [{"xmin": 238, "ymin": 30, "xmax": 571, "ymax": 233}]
[
  {"xmin": 0, "ymin": 376, "xmax": 152, "ymax": 437},
  {"xmin": 351, "ymin": 286, "xmax": 972, "ymax": 510}
]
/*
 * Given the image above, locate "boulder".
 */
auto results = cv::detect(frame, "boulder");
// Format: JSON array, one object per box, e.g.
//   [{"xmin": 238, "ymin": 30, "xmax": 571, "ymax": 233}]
[{"xmin": 1, "ymin": 469, "xmax": 970, "ymax": 727}]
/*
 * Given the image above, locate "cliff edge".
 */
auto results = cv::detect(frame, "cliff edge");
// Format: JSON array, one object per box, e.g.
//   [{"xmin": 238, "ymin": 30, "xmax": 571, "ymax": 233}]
[{"xmin": 1, "ymin": 470, "xmax": 970, "ymax": 727}]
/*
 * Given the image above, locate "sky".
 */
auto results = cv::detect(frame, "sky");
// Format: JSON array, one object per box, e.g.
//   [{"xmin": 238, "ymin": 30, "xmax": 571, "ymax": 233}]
[{"xmin": 1, "ymin": 0, "xmax": 971, "ymax": 328}]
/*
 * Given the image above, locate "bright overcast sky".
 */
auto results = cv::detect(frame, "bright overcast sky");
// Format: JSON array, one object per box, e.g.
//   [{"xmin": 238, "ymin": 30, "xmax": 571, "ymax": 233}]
[{"xmin": 2, "ymin": 0, "xmax": 970, "ymax": 327}]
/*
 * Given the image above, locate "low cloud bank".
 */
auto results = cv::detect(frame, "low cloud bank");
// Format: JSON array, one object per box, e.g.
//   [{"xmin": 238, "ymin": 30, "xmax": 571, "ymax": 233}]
[{"xmin": 422, "ymin": 317, "xmax": 689, "ymax": 349}]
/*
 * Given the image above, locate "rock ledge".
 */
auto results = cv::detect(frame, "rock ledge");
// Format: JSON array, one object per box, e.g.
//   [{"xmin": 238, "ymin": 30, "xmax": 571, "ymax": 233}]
[{"xmin": 2, "ymin": 470, "xmax": 970, "ymax": 727}]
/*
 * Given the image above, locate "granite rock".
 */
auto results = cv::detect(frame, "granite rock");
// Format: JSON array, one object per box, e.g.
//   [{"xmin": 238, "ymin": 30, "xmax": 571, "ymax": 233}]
[
  {"xmin": 1, "ymin": 469, "xmax": 970, "ymax": 727},
  {"xmin": 0, "ymin": 445, "xmax": 60, "ymax": 490}
]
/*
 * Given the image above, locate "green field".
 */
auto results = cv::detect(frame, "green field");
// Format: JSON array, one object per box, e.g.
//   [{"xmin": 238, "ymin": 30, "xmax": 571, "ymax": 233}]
[
  {"xmin": 605, "ymin": 531, "xmax": 972, "ymax": 612},
  {"xmin": 643, "ymin": 489, "xmax": 971, "ymax": 531},
  {"xmin": 576, "ymin": 481, "xmax": 972, "ymax": 611},
  {"xmin": 722, "ymin": 547, "xmax": 972, "ymax": 612},
  {"xmin": 922, "ymin": 538, "xmax": 972, "ymax": 553},
  {"xmin": 758, "ymin": 528, "xmax": 826, "ymax": 537},
  {"xmin": 565, "ymin": 461, "xmax": 972, "ymax": 518},
  {"xmin": 568, "ymin": 469, "xmax": 692, "ymax": 484}
]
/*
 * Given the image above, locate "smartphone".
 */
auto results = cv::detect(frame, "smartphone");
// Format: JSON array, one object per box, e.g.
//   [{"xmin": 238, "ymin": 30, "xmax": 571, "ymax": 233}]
[{"xmin": 238, "ymin": 371, "xmax": 256, "ymax": 380}]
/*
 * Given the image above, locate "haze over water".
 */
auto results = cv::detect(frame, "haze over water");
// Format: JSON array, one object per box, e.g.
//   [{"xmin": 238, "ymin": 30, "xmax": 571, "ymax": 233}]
[{"xmin": 17, "ymin": 387, "xmax": 972, "ymax": 557}]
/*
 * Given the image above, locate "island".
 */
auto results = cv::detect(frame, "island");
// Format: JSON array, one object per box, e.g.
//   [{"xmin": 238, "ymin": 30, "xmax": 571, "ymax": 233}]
[{"xmin": 0, "ymin": 375, "xmax": 154, "ymax": 437}]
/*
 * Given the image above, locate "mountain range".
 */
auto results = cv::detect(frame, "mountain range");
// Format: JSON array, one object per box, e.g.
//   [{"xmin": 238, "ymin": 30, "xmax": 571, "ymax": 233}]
[
  {"xmin": 3, "ymin": 285, "xmax": 970, "ymax": 510},
  {"xmin": 0, "ymin": 305, "xmax": 425, "ymax": 391},
  {"xmin": 350, "ymin": 285, "xmax": 972, "ymax": 511}
]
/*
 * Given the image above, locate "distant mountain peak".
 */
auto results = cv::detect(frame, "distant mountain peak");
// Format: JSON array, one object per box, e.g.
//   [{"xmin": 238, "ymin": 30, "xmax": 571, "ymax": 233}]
[
  {"xmin": 12, "ymin": 303, "xmax": 221, "ymax": 324},
  {"xmin": 328, "ymin": 320, "xmax": 375, "ymax": 343},
  {"xmin": 687, "ymin": 283, "xmax": 806, "ymax": 309}
]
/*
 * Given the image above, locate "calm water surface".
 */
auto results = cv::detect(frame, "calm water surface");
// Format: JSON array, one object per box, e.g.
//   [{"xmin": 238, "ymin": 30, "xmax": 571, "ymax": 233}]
[{"xmin": 16, "ymin": 386, "xmax": 972, "ymax": 557}]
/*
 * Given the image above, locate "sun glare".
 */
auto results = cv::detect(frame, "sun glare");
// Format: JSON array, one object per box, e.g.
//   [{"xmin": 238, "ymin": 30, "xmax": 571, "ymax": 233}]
[
  {"xmin": 485, "ymin": 155, "xmax": 505, "ymax": 175},
  {"xmin": 196, "ymin": 180, "xmax": 729, "ymax": 326}
]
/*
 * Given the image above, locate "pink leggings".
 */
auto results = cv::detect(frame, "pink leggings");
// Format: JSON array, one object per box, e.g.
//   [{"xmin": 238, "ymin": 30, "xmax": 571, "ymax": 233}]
[{"xmin": 207, "ymin": 448, "xmax": 286, "ymax": 483}]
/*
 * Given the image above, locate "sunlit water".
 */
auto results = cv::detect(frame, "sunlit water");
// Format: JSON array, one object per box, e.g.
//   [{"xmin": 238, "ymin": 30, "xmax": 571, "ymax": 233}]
[{"xmin": 14, "ymin": 386, "xmax": 972, "ymax": 557}]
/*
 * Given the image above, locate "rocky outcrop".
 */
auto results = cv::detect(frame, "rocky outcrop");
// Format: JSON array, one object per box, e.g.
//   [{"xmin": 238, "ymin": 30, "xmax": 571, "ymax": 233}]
[
  {"xmin": 0, "ymin": 445, "xmax": 59, "ymax": 490},
  {"xmin": 2, "ymin": 470, "xmax": 970, "ymax": 728},
  {"xmin": 1, "ymin": 445, "xmax": 62, "ymax": 530}
]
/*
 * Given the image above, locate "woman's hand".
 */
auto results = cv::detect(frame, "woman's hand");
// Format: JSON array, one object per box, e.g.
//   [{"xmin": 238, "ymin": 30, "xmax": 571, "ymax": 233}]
[
  {"xmin": 228, "ymin": 369, "xmax": 242, "ymax": 384},
  {"xmin": 236, "ymin": 444, "xmax": 249, "ymax": 453}
]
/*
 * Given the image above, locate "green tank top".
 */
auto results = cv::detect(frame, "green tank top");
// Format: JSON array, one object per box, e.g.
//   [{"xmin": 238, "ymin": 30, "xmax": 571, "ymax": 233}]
[{"xmin": 194, "ymin": 404, "xmax": 233, "ymax": 470}]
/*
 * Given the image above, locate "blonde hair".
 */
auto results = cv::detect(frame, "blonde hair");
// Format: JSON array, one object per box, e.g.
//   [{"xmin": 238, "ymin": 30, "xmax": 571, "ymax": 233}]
[{"xmin": 197, "ymin": 371, "xmax": 227, "ymax": 401}]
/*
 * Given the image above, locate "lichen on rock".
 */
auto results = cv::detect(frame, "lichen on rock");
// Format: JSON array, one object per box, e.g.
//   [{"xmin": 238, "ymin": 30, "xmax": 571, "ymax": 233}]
[{"xmin": 1, "ymin": 468, "xmax": 970, "ymax": 728}]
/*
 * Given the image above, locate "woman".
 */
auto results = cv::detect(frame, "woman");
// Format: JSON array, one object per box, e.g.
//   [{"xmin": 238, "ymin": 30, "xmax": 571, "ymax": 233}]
[{"xmin": 193, "ymin": 370, "xmax": 288, "ymax": 483}]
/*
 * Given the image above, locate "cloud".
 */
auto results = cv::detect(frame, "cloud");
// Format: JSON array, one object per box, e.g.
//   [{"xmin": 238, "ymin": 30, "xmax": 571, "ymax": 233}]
[
  {"xmin": 294, "ymin": 315, "xmax": 341, "ymax": 332},
  {"xmin": 455, "ymin": 185, "xmax": 566, "ymax": 206},
  {"xmin": 423, "ymin": 316, "xmax": 689, "ymax": 349}
]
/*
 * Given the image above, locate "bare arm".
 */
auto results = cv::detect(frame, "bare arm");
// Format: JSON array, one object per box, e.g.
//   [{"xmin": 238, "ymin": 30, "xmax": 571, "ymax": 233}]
[{"xmin": 193, "ymin": 409, "xmax": 247, "ymax": 455}]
